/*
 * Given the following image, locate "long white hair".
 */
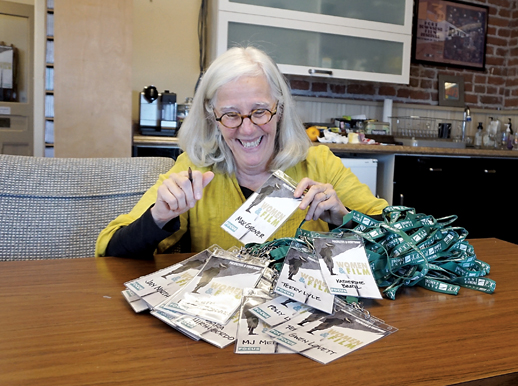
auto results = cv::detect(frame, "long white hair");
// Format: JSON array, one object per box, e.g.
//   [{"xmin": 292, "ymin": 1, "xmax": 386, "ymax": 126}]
[{"xmin": 178, "ymin": 46, "xmax": 311, "ymax": 175}]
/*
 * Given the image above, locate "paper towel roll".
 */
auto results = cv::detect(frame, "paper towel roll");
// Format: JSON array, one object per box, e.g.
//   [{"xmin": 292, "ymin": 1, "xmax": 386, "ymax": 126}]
[{"xmin": 382, "ymin": 99, "xmax": 393, "ymax": 124}]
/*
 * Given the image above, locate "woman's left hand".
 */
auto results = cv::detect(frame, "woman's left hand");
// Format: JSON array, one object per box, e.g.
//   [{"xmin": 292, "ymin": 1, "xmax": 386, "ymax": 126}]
[{"xmin": 294, "ymin": 178, "xmax": 349, "ymax": 226}]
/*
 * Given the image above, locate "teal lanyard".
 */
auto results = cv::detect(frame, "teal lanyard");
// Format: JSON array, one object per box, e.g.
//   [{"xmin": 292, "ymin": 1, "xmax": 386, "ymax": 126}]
[
  {"xmin": 339, "ymin": 206, "xmax": 496, "ymax": 299},
  {"xmin": 243, "ymin": 206, "xmax": 496, "ymax": 300}
]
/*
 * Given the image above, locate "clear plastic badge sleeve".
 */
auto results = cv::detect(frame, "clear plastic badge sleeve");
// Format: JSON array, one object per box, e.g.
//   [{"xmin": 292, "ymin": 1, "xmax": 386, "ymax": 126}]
[
  {"xmin": 124, "ymin": 246, "xmax": 217, "ymax": 308},
  {"xmin": 221, "ymin": 170, "xmax": 301, "ymax": 244},
  {"xmin": 173, "ymin": 312, "xmax": 239, "ymax": 348},
  {"xmin": 235, "ymin": 289, "xmax": 278, "ymax": 354},
  {"xmin": 159, "ymin": 250, "xmax": 265, "ymax": 324},
  {"xmin": 121, "ymin": 289, "xmax": 149, "ymax": 313},
  {"xmin": 249, "ymin": 295, "xmax": 310, "ymax": 327},
  {"xmin": 314, "ymin": 236, "xmax": 382, "ymax": 299},
  {"xmin": 274, "ymin": 241, "xmax": 335, "ymax": 314},
  {"xmin": 267, "ymin": 304, "xmax": 397, "ymax": 364}
]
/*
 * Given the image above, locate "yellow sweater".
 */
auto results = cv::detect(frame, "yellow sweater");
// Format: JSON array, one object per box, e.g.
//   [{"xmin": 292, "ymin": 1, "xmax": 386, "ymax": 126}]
[{"xmin": 95, "ymin": 145, "xmax": 388, "ymax": 256}]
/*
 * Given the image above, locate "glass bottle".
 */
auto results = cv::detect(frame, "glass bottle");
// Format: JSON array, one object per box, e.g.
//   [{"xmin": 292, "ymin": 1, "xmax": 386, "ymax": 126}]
[
  {"xmin": 493, "ymin": 117, "xmax": 502, "ymax": 149},
  {"xmin": 483, "ymin": 117, "xmax": 494, "ymax": 148},
  {"xmin": 510, "ymin": 119, "xmax": 518, "ymax": 150},
  {"xmin": 506, "ymin": 118, "xmax": 513, "ymax": 150},
  {"xmin": 462, "ymin": 105, "xmax": 471, "ymax": 142},
  {"xmin": 474, "ymin": 122, "xmax": 483, "ymax": 148}
]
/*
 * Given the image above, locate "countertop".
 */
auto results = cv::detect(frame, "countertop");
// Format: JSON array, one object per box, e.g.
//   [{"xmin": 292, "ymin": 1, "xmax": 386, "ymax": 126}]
[
  {"xmin": 319, "ymin": 143, "xmax": 518, "ymax": 158},
  {"xmin": 133, "ymin": 134, "xmax": 518, "ymax": 158}
]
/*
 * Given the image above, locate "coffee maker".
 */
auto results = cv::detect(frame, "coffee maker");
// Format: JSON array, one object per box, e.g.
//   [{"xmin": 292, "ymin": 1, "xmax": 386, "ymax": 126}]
[
  {"xmin": 159, "ymin": 90, "xmax": 177, "ymax": 134},
  {"xmin": 139, "ymin": 85, "xmax": 160, "ymax": 131},
  {"xmin": 139, "ymin": 85, "xmax": 178, "ymax": 136}
]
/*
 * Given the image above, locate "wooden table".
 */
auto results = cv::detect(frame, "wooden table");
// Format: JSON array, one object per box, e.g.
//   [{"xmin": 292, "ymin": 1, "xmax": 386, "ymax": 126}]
[{"xmin": 1, "ymin": 238, "xmax": 517, "ymax": 386}]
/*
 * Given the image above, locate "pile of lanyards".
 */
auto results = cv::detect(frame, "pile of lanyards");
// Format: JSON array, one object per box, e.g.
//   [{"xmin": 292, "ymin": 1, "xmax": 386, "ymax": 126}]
[{"xmin": 243, "ymin": 205, "xmax": 496, "ymax": 301}]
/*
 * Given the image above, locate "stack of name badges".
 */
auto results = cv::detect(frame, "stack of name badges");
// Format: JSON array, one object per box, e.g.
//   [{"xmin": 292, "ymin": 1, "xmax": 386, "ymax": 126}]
[{"xmin": 122, "ymin": 170, "xmax": 398, "ymax": 364}]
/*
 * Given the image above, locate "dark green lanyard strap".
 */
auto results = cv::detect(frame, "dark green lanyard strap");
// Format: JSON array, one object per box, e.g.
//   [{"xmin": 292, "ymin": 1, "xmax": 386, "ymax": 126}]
[
  {"xmin": 243, "ymin": 206, "xmax": 495, "ymax": 301},
  {"xmin": 342, "ymin": 206, "xmax": 495, "ymax": 299},
  {"xmin": 243, "ymin": 237, "xmax": 303, "ymax": 272}
]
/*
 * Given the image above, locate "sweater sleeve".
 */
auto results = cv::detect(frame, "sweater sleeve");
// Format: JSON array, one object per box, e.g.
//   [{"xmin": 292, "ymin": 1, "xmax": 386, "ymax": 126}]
[
  {"xmin": 95, "ymin": 153, "xmax": 195, "ymax": 257},
  {"xmin": 105, "ymin": 207, "xmax": 180, "ymax": 259},
  {"xmin": 312, "ymin": 146, "xmax": 388, "ymax": 216}
]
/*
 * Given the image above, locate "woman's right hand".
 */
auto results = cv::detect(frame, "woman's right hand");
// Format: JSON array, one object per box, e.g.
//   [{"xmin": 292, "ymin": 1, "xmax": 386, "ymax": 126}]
[{"xmin": 151, "ymin": 169, "xmax": 214, "ymax": 228}]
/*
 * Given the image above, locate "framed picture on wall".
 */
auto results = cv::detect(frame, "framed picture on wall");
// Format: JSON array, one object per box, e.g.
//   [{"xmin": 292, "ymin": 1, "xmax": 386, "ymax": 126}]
[
  {"xmin": 438, "ymin": 75, "xmax": 465, "ymax": 107},
  {"xmin": 412, "ymin": 0, "xmax": 488, "ymax": 70}
]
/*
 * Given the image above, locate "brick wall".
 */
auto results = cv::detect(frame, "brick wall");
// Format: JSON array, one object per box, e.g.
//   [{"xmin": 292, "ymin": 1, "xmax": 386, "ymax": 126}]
[{"xmin": 287, "ymin": 0, "xmax": 518, "ymax": 111}]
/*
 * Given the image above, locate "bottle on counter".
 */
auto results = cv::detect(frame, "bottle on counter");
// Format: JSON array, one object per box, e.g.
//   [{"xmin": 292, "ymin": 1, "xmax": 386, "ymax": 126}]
[
  {"xmin": 493, "ymin": 117, "xmax": 502, "ymax": 149},
  {"xmin": 496, "ymin": 117, "xmax": 508, "ymax": 150},
  {"xmin": 511, "ymin": 120, "xmax": 518, "ymax": 150},
  {"xmin": 177, "ymin": 97, "xmax": 193, "ymax": 130},
  {"xmin": 506, "ymin": 118, "xmax": 514, "ymax": 150},
  {"xmin": 482, "ymin": 117, "xmax": 494, "ymax": 148},
  {"xmin": 462, "ymin": 105, "xmax": 471, "ymax": 142},
  {"xmin": 475, "ymin": 122, "xmax": 483, "ymax": 148}
]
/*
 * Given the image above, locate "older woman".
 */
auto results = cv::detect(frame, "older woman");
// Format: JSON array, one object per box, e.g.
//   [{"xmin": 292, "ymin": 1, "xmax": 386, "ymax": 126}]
[{"xmin": 96, "ymin": 46, "xmax": 388, "ymax": 258}]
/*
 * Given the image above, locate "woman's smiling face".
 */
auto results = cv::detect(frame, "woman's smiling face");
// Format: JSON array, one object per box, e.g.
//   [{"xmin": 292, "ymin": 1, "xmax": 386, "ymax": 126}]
[{"xmin": 213, "ymin": 75, "xmax": 278, "ymax": 176}]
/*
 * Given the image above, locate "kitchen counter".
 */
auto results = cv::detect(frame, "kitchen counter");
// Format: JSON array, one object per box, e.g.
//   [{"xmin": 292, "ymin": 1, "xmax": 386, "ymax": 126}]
[
  {"xmin": 133, "ymin": 134, "xmax": 179, "ymax": 147},
  {"xmin": 316, "ymin": 142, "xmax": 518, "ymax": 158},
  {"xmin": 133, "ymin": 134, "xmax": 518, "ymax": 158}
]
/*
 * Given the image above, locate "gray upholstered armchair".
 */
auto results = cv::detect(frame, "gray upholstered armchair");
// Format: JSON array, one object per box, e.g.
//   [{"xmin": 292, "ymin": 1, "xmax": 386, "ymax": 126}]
[{"xmin": 0, "ymin": 155, "xmax": 175, "ymax": 260}]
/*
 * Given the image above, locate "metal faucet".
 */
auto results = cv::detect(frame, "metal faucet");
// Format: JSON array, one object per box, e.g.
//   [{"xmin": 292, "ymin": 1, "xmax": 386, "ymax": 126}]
[{"xmin": 462, "ymin": 105, "xmax": 471, "ymax": 142}]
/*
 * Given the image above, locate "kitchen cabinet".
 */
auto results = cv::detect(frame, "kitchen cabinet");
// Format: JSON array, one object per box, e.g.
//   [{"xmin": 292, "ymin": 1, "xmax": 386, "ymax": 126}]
[
  {"xmin": 393, "ymin": 155, "xmax": 517, "ymax": 244},
  {"xmin": 208, "ymin": 0, "xmax": 412, "ymax": 84}
]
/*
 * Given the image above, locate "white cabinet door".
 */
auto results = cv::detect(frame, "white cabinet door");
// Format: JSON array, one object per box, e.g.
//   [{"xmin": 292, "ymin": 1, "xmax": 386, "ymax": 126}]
[
  {"xmin": 210, "ymin": 0, "xmax": 412, "ymax": 84},
  {"xmin": 218, "ymin": 0, "xmax": 412, "ymax": 34}
]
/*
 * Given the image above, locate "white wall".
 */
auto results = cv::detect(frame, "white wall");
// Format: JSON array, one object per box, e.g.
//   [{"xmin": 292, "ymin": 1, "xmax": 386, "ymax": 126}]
[
  {"xmin": 132, "ymin": 0, "xmax": 201, "ymax": 123},
  {"xmin": 10, "ymin": 0, "xmax": 202, "ymax": 153}
]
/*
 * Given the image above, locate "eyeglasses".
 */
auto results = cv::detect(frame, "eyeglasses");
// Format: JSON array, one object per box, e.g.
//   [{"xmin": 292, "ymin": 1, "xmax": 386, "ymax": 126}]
[{"xmin": 213, "ymin": 102, "xmax": 278, "ymax": 129}]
